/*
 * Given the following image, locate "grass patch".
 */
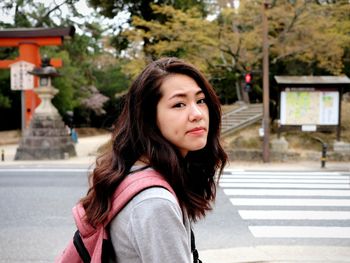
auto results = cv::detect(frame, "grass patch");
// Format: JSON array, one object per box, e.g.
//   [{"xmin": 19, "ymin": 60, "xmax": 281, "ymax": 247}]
[{"xmin": 224, "ymin": 123, "xmax": 263, "ymax": 149}]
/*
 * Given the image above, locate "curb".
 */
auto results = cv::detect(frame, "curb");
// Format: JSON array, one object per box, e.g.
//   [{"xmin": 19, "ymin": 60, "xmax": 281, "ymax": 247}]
[{"xmin": 199, "ymin": 245, "xmax": 350, "ymax": 263}]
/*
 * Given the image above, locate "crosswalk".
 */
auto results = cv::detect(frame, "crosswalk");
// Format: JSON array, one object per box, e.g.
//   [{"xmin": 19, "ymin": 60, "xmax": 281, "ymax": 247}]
[{"xmin": 220, "ymin": 170, "xmax": 350, "ymax": 239}]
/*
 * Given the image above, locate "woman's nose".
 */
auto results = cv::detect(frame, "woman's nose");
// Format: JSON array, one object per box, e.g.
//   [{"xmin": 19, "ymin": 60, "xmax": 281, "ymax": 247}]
[{"xmin": 189, "ymin": 104, "xmax": 203, "ymax": 122}]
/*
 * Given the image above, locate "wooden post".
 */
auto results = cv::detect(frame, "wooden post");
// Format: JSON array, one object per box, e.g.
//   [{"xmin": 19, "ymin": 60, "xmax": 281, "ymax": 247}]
[
  {"xmin": 262, "ymin": 1, "xmax": 270, "ymax": 162},
  {"xmin": 337, "ymin": 87, "xmax": 343, "ymax": 141}
]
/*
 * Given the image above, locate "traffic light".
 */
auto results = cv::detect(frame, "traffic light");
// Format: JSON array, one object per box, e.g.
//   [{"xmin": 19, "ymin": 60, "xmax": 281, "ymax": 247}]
[{"xmin": 244, "ymin": 72, "xmax": 252, "ymax": 92}]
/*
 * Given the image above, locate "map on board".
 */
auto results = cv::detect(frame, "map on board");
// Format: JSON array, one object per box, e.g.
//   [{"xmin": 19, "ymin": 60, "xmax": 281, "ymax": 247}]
[{"xmin": 280, "ymin": 91, "xmax": 339, "ymax": 125}]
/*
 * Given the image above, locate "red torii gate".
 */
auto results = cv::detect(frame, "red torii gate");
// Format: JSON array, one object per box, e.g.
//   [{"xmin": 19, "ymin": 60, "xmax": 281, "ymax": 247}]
[{"xmin": 0, "ymin": 26, "xmax": 75, "ymax": 127}]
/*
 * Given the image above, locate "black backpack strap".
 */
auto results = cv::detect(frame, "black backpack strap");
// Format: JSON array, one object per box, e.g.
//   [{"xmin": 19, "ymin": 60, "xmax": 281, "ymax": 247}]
[
  {"xmin": 191, "ymin": 229, "xmax": 202, "ymax": 263},
  {"xmin": 73, "ymin": 230, "xmax": 91, "ymax": 263},
  {"xmin": 74, "ymin": 228, "xmax": 201, "ymax": 263}
]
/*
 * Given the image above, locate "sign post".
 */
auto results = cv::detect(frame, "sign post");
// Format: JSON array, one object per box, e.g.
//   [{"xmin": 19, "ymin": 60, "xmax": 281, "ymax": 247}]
[{"xmin": 10, "ymin": 61, "xmax": 35, "ymax": 132}]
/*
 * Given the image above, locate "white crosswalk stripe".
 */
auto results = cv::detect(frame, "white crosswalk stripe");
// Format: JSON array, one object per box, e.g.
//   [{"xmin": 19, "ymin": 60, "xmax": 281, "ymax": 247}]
[
  {"xmin": 219, "ymin": 170, "xmax": 350, "ymax": 239},
  {"xmin": 221, "ymin": 182, "xmax": 348, "ymax": 188},
  {"xmin": 223, "ymin": 189, "xmax": 350, "ymax": 196},
  {"xmin": 249, "ymin": 226, "xmax": 350, "ymax": 239},
  {"xmin": 239, "ymin": 210, "xmax": 350, "ymax": 220},
  {"xmin": 230, "ymin": 198, "xmax": 350, "ymax": 206}
]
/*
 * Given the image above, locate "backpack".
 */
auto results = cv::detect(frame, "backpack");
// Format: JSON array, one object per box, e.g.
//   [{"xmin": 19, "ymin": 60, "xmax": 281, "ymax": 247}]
[{"xmin": 55, "ymin": 168, "xmax": 202, "ymax": 263}]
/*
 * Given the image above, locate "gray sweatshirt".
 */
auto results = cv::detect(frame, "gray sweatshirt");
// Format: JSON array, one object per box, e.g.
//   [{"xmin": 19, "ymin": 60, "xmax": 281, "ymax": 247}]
[{"xmin": 109, "ymin": 185, "xmax": 192, "ymax": 263}]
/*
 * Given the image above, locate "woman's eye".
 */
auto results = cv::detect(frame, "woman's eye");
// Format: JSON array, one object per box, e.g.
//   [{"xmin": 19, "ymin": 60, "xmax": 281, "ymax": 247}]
[
  {"xmin": 197, "ymin": 98, "xmax": 206, "ymax": 104},
  {"xmin": 173, "ymin": 103, "xmax": 186, "ymax": 108}
]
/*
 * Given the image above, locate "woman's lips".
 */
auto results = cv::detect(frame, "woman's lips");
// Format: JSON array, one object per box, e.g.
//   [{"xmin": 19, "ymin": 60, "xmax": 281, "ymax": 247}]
[{"xmin": 187, "ymin": 127, "xmax": 206, "ymax": 135}]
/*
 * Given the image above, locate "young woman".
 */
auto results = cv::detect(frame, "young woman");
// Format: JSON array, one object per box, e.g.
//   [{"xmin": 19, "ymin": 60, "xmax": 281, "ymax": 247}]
[{"xmin": 82, "ymin": 57, "xmax": 227, "ymax": 262}]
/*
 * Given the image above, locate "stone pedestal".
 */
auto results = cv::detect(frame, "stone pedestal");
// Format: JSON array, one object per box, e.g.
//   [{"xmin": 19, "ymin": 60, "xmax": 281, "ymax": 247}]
[
  {"xmin": 271, "ymin": 136, "xmax": 289, "ymax": 152},
  {"xmin": 15, "ymin": 85, "xmax": 76, "ymax": 160},
  {"xmin": 333, "ymin": 141, "xmax": 350, "ymax": 154}
]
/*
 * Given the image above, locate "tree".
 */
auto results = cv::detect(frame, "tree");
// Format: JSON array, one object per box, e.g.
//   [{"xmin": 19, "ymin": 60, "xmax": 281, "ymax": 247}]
[
  {"xmin": 120, "ymin": 3, "xmax": 255, "ymax": 103},
  {"xmin": 268, "ymin": 0, "xmax": 350, "ymax": 75},
  {"xmin": 122, "ymin": 5, "xmax": 219, "ymax": 77},
  {"xmin": 208, "ymin": 2, "xmax": 264, "ymax": 102},
  {"xmin": 0, "ymin": 0, "xmax": 84, "ymax": 28},
  {"xmin": 92, "ymin": 58, "xmax": 131, "ymax": 128},
  {"xmin": 87, "ymin": 0, "xmax": 209, "ymax": 54}
]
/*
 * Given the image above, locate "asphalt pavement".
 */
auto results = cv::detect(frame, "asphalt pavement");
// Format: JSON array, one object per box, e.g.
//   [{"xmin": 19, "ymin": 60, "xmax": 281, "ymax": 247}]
[{"xmin": 0, "ymin": 135, "xmax": 350, "ymax": 262}]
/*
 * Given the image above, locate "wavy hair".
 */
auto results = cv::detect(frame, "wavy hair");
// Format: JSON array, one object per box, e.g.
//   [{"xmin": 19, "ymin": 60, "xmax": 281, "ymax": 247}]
[{"xmin": 82, "ymin": 57, "xmax": 227, "ymax": 227}]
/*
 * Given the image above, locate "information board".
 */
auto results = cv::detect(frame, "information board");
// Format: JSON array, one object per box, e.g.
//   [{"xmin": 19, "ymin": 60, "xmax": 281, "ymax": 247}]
[{"xmin": 280, "ymin": 90, "xmax": 339, "ymax": 125}]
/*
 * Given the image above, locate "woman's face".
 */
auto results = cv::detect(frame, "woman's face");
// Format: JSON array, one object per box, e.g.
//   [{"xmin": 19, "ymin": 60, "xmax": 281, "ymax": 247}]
[{"xmin": 156, "ymin": 73, "xmax": 209, "ymax": 157}]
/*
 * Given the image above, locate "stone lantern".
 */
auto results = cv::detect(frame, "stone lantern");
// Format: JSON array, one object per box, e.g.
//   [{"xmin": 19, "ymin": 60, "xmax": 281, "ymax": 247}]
[
  {"xmin": 30, "ymin": 56, "xmax": 60, "ymax": 116},
  {"xmin": 15, "ymin": 57, "xmax": 77, "ymax": 160}
]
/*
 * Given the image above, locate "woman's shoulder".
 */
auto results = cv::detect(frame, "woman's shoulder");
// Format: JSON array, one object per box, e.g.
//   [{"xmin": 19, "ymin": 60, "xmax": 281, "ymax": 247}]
[
  {"xmin": 126, "ymin": 167, "xmax": 177, "ymax": 206},
  {"xmin": 132, "ymin": 187, "xmax": 178, "ymax": 207},
  {"xmin": 111, "ymin": 187, "xmax": 182, "ymax": 228}
]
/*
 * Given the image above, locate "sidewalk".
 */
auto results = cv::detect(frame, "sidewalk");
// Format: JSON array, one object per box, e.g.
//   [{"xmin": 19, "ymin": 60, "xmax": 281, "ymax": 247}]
[
  {"xmin": 0, "ymin": 134, "xmax": 111, "ymax": 166},
  {"xmin": 0, "ymin": 134, "xmax": 349, "ymax": 171},
  {"xmin": 200, "ymin": 245, "xmax": 350, "ymax": 263}
]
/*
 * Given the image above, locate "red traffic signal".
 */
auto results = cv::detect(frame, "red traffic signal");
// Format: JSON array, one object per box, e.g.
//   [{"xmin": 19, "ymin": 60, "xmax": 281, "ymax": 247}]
[{"xmin": 245, "ymin": 73, "xmax": 252, "ymax": 83}]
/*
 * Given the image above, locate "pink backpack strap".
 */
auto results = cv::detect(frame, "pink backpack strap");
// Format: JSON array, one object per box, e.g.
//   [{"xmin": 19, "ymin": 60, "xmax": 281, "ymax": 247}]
[{"xmin": 106, "ymin": 168, "xmax": 175, "ymax": 223}]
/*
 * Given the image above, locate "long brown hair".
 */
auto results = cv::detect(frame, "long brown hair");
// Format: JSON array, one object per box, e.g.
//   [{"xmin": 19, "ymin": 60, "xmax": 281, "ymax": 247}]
[{"xmin": 82, "ymin": 57, "xmax": 227, "ymax": 227}]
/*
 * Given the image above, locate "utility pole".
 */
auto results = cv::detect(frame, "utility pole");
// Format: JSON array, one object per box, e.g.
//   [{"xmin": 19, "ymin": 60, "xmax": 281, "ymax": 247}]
[{"xmin": 262, "ymin": 0, "xmax": 270, "ymax": 162}]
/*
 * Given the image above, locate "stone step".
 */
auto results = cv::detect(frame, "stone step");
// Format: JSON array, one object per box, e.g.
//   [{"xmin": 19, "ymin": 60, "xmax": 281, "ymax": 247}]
[{"xmin": 221, "ymin": 103, "xmax": 263, "ymax": 137}]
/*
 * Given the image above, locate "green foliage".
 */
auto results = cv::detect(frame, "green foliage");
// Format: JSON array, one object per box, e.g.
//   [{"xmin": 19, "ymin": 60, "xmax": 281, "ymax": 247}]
[
  {"xmin": 93, "ymin": 62, "xmax": 130, "ymax": 98},
  {"xmin": 209, "ymin": 68, "xmax": 240, "ymax": 104},
  {"xmin": 123, "ymin": 4, "xmax": 219, "ymax": 77},
  {"xmin": 268, "ymin": 1, "xmax": 349, "ymax": 75},
  {"xmin": 90, "ymin": 60, "xmax": 130, "ymax": 127},
  {"xmin": 0, "ymin": 71, "xmax": 11, "ymax": 109},
  {"xmin": 50, "ymin": 50, "xmax": 86, "ymax": 114},
  {"xmin": 206, "ymin": 2, "xmax": 263, "ymax": 102},
  {"xmin": 0, "ymin": 76, "xmax": 11, "ymax": 109},
  {"xmin": 0, "ymin": 94, "xmax": 11, "ymax": 108}
]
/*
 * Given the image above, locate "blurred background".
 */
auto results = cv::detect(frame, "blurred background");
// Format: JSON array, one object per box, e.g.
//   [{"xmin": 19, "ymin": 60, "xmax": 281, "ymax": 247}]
[{"xmin": 0, "ymin": 0, "xmax": 349, "ymax": 157}]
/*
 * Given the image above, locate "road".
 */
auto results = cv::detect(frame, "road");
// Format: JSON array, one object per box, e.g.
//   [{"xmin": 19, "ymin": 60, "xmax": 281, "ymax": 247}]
[
  {"xmin": 0, "ymin": 166, "xmax": 349, "ymax": 262},
  {"xmin": 0, "ymin": 166, "xmax": 89, "ymax": 262}
]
